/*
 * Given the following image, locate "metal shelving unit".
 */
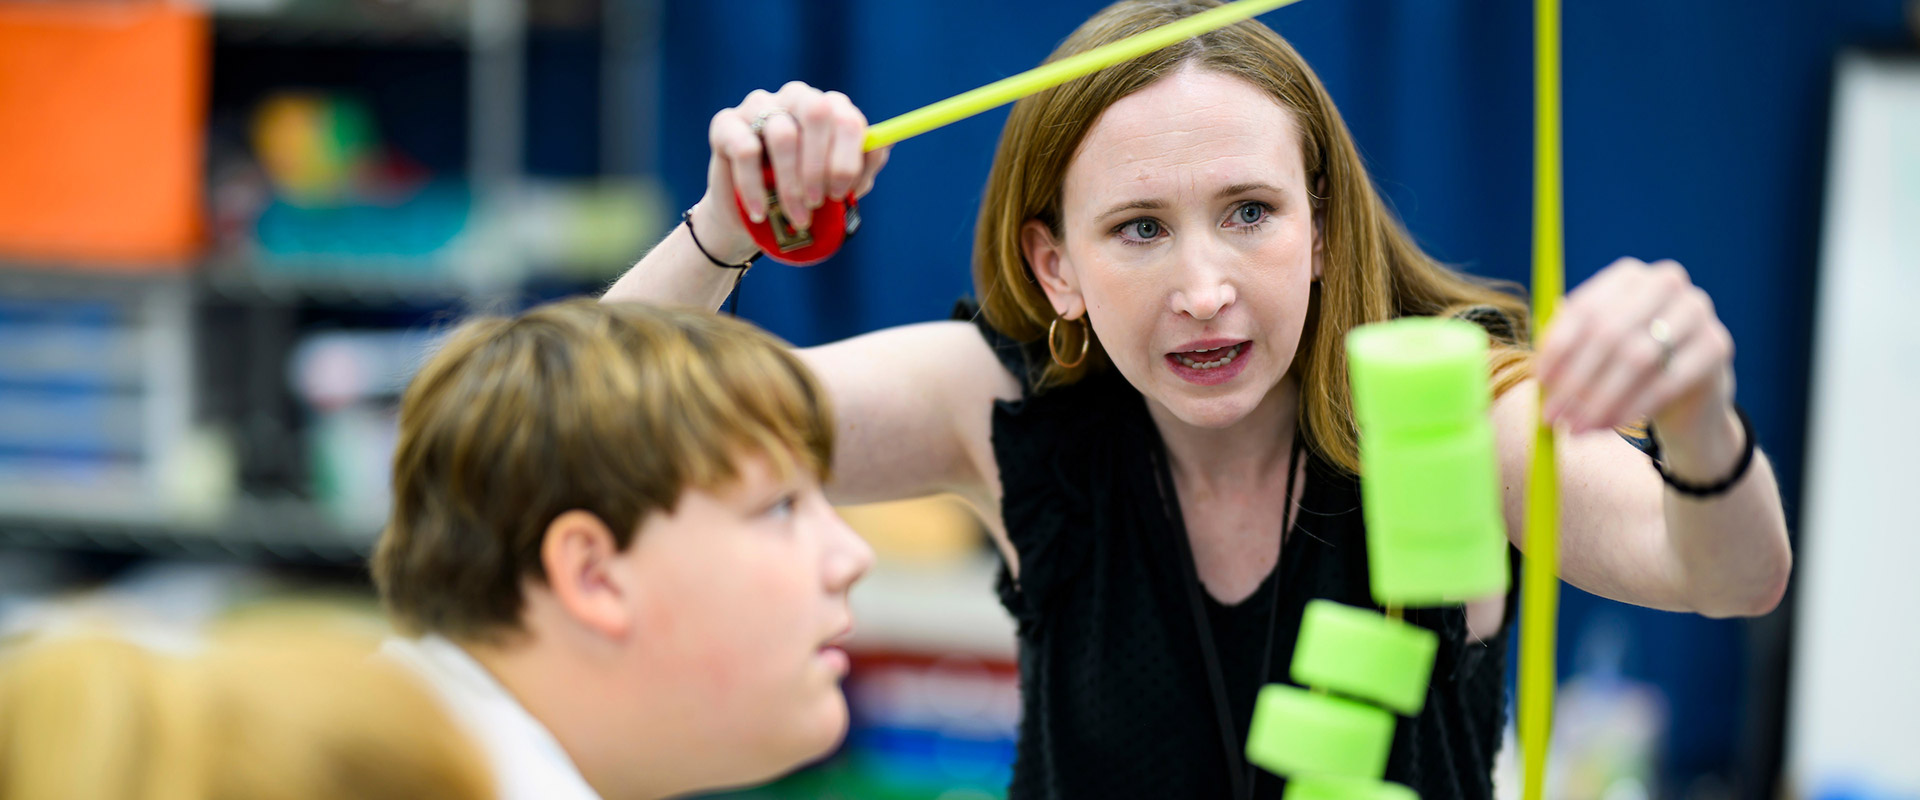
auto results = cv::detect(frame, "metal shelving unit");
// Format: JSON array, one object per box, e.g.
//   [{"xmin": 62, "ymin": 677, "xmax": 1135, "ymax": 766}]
[
  {"xmin": 0, "ymin": 265, "xmax": 195, "ymax": 530},
  {"xmin": 0, "ymin": 0, "xmax": 537, "ymax": 562},
  {"xmin": 197, "ymin": 255, "xmax": 505, "ymax": 306},
  {"xmin": 0, "ymin": 495, "xmax": 373, "ymax": 567},
  {"xmin": 0, "ymin": 0, "xmax": 669, "ymax": 569},
  {"xmin": 212, "ymin": 4, "xmax": 470, "ymax": 46}
]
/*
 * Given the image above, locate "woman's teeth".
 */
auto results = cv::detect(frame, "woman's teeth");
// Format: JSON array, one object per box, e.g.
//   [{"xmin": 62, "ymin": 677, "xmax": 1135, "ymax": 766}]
[{"xmin": 1175, "ymin": 343, "xmax": 1243, "ymax": 369}]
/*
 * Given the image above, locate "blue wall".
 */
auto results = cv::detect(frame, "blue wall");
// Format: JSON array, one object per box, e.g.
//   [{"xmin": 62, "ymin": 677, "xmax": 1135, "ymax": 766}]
[{"xmin": 651, "ymin": 0, "xmax": 1911, "ymax": 789}]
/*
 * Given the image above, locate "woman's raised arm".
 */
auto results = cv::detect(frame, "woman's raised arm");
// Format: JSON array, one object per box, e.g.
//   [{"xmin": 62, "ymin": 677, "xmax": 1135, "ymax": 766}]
[{"xmin": 602, "ymin": 83, "xmax": 1023, "ymax": 568}]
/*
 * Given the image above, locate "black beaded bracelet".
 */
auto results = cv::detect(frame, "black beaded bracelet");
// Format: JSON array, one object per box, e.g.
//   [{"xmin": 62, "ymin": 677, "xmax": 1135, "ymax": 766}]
[
  {"xmin": 682, "ymin": 209, "xmax": 760, "ymax": 269},
  {"xmin": 1645, "ymin": 404, "xmax": 1756, "ymax": 497}
]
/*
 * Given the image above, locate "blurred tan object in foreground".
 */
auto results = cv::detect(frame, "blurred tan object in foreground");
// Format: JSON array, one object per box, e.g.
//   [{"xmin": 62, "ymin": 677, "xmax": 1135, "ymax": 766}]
[{"xmin": 0, "ymin": 624, "xmax": 493, "ymax": 800}]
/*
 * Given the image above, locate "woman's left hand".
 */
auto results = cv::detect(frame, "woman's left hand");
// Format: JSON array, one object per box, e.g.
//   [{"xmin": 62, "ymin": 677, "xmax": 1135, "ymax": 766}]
[{"xmin": 1536, "ymin": 258, "xmax": 1736, "ymax": 443}]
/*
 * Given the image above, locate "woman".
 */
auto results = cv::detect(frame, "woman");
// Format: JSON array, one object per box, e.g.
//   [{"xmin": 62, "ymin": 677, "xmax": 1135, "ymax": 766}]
[{"xmin": 606, "ymin": 1, "xmax": 1791, "ymax": 796}]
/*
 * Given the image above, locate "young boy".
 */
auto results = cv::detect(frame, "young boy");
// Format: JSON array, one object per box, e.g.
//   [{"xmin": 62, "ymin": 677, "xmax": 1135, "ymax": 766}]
[{"xmin": 374, "ymin": 299, "xmax": 873, "ymax": 800}]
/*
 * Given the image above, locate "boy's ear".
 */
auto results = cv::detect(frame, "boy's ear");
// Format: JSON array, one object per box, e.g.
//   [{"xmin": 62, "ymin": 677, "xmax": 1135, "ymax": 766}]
[{"xmin": 540, "ymin": 510, "xmax": 634, "ymax": 639}]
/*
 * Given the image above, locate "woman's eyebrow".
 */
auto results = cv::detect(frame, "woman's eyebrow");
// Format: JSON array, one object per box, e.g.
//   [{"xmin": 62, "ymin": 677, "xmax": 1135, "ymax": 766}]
[
  {"xmin": 1214, "ymin": 181, "xmax": 1283, "ymax": 199},
  {"xmin": 1095, "ymin": 198, "xmax": 1165, "ymax": 221},
  {"xmin": 1092, "ymin": 181, "xmax": 1287, "ymax": 223}
]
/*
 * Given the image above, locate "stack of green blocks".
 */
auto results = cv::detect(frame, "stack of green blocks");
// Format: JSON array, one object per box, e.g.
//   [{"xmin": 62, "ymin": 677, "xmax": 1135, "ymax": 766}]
[
  {"xmin": 1346, "ymin": 317, "xmax": 1510, "ymax": 606},
  {"xmin": 1245, "ymin": 318, "xmax": 1510, "ymax": 799},
  {"xmin": 1245, "ymin": 600, "xmax": 1437, "ymax": 798}
]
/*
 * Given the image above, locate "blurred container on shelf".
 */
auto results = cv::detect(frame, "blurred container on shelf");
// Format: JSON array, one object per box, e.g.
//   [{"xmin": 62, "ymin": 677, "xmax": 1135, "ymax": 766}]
[
  {"xmin": 158, "ymin": 424, "xmax": 241, "ymax": 527},
  {"xmin": 251, "ymin": 92, "xmax": 382, "ymax": 207},
  {"xmin": 514, "ymin": 177, "xmax": 667, "ymax": 280},
  {"xmin": 243, "ymin": 90, "xmax": 472, "ymax": 266},
  {"xmin": 842, "ymin": 652, "xmax": 1019, "ymax": 798},
  {"xmin": 305, "ymin": 405, "xmax": 399, "ymax": 532},
  {"xmin": 0, "ymin": 276, "xmax": 196, "ymax": 523},
  {"xmin": 709, "ymin": 636, "xmax": 1020, "ymax": 800},
  {"xmin": 0, "ymin": 1, "xmax": 208, "ymax": 266},
  {"xmin": 824, "ymin": 494, "xmax": 1017, "ymax": 800},
  {"xmin": 1552, "ymin": 615, "xmax": 1667, "ymax": 800},
  {"xmin": 209, "ymin": 81, "xmax": 663, "ymax": 292},
  {"xmin": 1812, "ymin": 781, "xmax": 1920, "ymax": 800},
  {"xmin": 253, "ymin": 181, "xmax": 472, "ymax": 262},
  {"xmin": 210, "ymin": 176, "xmax": 664, "ymax": 294},
  {"xmin": 209, "ymin": 88, "xmax": 476, "ymax": 285},
  {"xmin": 289, "ymin": 328, "xmax": 443, "ymax": 532}
]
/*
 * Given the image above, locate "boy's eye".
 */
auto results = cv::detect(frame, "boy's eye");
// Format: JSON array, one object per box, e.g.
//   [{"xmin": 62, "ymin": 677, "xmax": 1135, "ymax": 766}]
[{"xmin": 764, "ymin": 494, "xmax": 796, "ymax": 520}]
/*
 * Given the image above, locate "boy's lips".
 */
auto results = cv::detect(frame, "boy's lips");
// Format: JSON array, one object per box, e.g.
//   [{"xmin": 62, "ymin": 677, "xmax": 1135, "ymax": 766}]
[
  {"xmin": 823, "ymin": 620, "xmax": 854, "ymax": 650},
  {"xmin": 818, "ymin": 620, "xmax": 854, "ymax": 675}
]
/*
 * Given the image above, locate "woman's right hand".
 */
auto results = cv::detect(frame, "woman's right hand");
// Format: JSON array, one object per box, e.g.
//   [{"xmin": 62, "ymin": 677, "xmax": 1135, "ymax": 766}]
[{"xmin": 692, "ymin": 82, "xmax": 892, "ymax": 262}]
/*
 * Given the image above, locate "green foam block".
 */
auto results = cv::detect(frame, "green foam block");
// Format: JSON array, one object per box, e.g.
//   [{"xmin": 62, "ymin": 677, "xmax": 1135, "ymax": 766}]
[
  {"xmin": 1246, "ymin": 684, "xmax": 1396, "ymax": 781},
  {"xmin": 1358, "ymin": 421, "xmax": 1504, "ymax": 546},
  {"xmin": 1359, "ymin": 420, "xmax": 1509, "ymax": 604},
  {"xmin": 1285, "ymin": 776, "xmax": 1422, "ymax": 800},
  {"xmin": 1346, "ymin": 317, "xmax": 1491, "ymax": 436},
  {"xmin": 1366, "ymin": 527, "xmax": 1511, "ymax": 607},
  {"xmin": 1292, "ymin": 600, "xmax": 1439, "ymax": 716}
]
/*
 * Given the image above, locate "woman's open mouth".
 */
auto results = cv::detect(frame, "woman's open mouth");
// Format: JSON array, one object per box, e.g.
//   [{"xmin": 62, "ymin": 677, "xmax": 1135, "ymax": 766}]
[{"xmin": 1165, "ymin": 340, "xmax": 1252, "ymax": 386}]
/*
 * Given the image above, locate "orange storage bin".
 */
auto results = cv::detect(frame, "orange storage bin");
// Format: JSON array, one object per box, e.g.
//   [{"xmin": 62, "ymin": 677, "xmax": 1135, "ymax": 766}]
[{"xmin": 0, "ymin": 1, "xmax": 207, "ymax": 266}]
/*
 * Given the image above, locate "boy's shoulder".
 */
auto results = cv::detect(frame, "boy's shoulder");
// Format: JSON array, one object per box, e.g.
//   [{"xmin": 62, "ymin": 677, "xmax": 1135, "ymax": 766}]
[{"xmin": 382, "ymin": 636, "xmax": 604, "ymax": 800}]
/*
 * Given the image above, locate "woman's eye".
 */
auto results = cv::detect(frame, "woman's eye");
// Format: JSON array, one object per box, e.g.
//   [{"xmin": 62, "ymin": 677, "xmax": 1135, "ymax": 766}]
[
  {"xmin": 1119, "ymin": 218, "xmax": 1163, "ymax": 241},
  {"xmin": 1231, "ymin": 202, "xmax": 1271, "ymax": 226}
]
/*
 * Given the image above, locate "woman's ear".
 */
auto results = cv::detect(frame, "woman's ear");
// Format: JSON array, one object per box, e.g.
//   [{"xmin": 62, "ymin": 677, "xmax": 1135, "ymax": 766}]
[
  {"xmin": 1021, "ymin": 219, "xmax": 1085, "ymax": 319},
  {"xmin": 540, "ymin": 510, "xmax": 635, "ymax": 640},
  {"xmin": 1311, "ymin": 175, "xmax": 1328, "ymax": 282}
]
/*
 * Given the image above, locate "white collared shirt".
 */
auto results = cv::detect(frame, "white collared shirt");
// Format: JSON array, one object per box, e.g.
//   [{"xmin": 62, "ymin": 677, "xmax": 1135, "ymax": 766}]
[{"xmin": 383, "ymin": 634, "xmax": 603, "ymax": 800}]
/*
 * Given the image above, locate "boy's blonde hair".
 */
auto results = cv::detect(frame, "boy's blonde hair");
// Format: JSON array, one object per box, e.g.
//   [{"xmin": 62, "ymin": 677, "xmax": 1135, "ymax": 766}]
[{"xmin": 373, "ymin": 299, "xmax": 834, "ymax": 642}]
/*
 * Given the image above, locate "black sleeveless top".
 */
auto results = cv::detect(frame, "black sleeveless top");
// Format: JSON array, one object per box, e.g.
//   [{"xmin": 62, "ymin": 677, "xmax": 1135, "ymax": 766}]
[{"xmin": 959, "ymin": 302, "xmax": 1519, "ymax": 799}]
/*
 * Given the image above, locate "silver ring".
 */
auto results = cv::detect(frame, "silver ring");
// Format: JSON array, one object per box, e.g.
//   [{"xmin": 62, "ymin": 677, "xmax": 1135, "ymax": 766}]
[
  {"xmin": 749, "ymin": 107, "xmax": 794, "ymax": 136},
  {"xmin": 1648, "ymin": 317, "xmax": 1675, "ymax": 371}
]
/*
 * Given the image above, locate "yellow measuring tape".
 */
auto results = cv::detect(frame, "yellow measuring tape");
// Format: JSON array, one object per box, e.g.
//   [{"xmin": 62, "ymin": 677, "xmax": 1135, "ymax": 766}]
[
  {"xmin": 862, "ymin": 0, "xmax": 1304, "ymax": 151},
  {"xmin": 1520, "ymin": 0, "xmax": 1563, "ymax": 797}
]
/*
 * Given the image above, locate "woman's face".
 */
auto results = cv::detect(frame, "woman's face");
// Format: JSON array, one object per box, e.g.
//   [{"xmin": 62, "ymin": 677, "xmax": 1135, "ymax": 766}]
[{"xmin": 1030, "ymin": 67, "xmax": 1321, "ymax": 429}]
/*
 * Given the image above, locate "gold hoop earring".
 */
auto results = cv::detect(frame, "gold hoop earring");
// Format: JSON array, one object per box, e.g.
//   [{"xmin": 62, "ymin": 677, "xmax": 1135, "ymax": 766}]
[{"xmin": 1048, "ymin": 315, "xmax": 1089, "ymax": 369}]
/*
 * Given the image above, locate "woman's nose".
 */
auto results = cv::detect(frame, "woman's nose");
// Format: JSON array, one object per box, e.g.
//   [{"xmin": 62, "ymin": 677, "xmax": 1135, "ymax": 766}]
[{"xmin": 1169, "ymin": 246, "xmax": 1237, "ymax": 320}]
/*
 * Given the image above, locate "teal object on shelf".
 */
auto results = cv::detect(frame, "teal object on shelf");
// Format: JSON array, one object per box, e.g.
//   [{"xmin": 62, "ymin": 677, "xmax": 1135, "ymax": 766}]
[{"xmin": 255, "ymin": 179, "xmax": 472, "ymax": 262}]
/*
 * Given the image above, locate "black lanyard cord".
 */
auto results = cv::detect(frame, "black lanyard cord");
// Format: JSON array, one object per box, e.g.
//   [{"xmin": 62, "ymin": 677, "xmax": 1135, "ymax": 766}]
[{"xmin": 1151, "ymin": 430, "xmax": 1305, "ymax": 800}]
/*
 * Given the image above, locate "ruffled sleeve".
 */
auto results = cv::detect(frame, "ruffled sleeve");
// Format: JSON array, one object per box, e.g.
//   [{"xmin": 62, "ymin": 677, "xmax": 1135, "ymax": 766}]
[{"xmin": 950, "ymin": 299, "xmax": 1109, "ymax": 631}]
